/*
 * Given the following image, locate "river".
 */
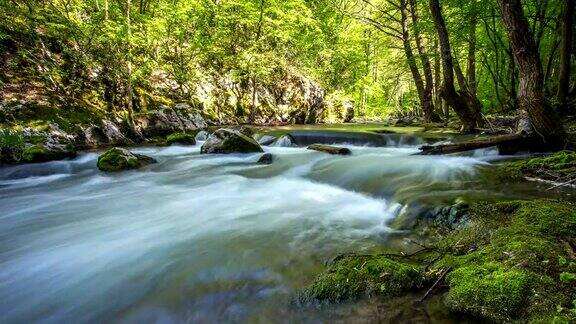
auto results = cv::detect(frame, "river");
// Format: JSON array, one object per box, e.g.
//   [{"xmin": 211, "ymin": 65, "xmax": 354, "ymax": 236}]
[{"xmin": 0, "ymin": 127, "xmax": 534, "ymax": 323}]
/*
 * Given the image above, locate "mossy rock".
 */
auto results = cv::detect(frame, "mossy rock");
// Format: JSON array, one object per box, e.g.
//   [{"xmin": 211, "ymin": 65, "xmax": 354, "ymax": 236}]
[
  {"xmin": 97, "ymin": 147, "xmax": 156, "ymax": 172},
  {"xmin": 166, "ymin": 132, "xmax": 196, "ymax": 146},
  {"xmin": 21, "ymin": 144, "xmax": 77, "ymax": 163},
  {"xmin": 446, "ymin": 262, "xmax": 529, "ymax": 321},
  {"xmin": 434, "ymin": 199, "xmax": 576, "ymax": 322},
  {"xmin": 299, "ymin": 255, "xmax": 423, "ymax": 304},
  {"xmin": 200, "ymin": 128, "xmax": 263, "ymax": 154}
]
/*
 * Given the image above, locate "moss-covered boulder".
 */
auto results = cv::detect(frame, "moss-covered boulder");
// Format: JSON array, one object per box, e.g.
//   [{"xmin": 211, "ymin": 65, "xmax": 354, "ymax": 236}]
[
  {"xmin": 200, "ymin": 128, "xmax": 263, "ymax": 154},
  {"xmin": 299, "ymin": 255, "xmax": 423, "ymax": 304},
  {"xmin": 97, "ymin": 147, "xmax": 156, "ymax": 172},
  {"xmin": 166, "ymin": 132, "xmax": 196, "ymax": 146},
  {"xmin": 434, "ymin": 199, "xmax": 576, "ymax": 322},
  {"xmin": 21, "ymin": 144, "xmax": 77, "ymax": 163},
  {"xmin": 446, "ymin": 263, "xmax": 529, "ymax": 321}
]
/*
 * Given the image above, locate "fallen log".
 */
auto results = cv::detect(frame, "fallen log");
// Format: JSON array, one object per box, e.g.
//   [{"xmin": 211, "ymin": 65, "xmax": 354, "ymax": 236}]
[
  {"xmin": 307, "ymin": 144, "xmax": 351, "ymax": 155},
  {"xmin": 417, "ymin": 133, "xmax": 526, "ymax": 155}
]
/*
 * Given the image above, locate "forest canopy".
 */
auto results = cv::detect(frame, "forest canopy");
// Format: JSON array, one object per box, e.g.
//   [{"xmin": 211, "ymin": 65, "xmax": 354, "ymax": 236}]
[{"xmin": 0, "ymin": 0, "xmax": 574, "ymax": 128}]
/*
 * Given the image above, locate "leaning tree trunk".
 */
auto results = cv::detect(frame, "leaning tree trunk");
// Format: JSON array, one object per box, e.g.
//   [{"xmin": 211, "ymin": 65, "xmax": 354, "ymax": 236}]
[
  {"xmin": 499, "ymin": 0, "xmax": 567, "ymax": 149},
  {"xmin": 557, "ymin": 0, "xmax": 574, "ymax": 106},
  {"xmin": 409, "ymin": 0, "xmax": 441, "ymax": 123},
  {"xmin": 429, "ymin": 0, "xmax": 482, "ymax": 133}
]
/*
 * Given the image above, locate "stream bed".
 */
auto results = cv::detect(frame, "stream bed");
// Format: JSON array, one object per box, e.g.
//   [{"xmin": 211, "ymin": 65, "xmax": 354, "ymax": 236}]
[{"xmin": 0, "ymin": 127, "xmax": 554, "ymax": 323}]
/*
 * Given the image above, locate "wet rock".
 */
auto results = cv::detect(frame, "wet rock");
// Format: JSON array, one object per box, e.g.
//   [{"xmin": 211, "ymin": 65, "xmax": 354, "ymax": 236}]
[
  {"xmin": 231, "ymin": 125, "xmax": 255, "ymax": 138},
  {"xmin": 307, "ymin": 144, "xmax": 351, "ymax": 155},
  {"xmin": 257, "ymin": 153, "xmax": 273, "ymax": 164},
  {"xmin": 200, "ymin": 129, "xmax": 263, "ymax": 154},
  {"xmin": 195, "ymin": 130, "xmax": 209, "ymax": 141},
  {"xmin": 272, "ymin": 134, "xmax": 296, "ymax": 147},
  {"xmin": 257, "ymin": 135, "xmax": 277, "ymax": 146},
  {"xmin": 97, "ymin": 147, "xmax": 156, "ymax": 172},
  {"xmin": 166, "ymin": 132, "xmax": 196, "ymax": 146},
  {"xmin": 423, "ymin": 202, "xmax": 470, "ymax": 230},
  {"xmin": 21, "ymin": 143, "xmax": 77, "ymax": 163}
]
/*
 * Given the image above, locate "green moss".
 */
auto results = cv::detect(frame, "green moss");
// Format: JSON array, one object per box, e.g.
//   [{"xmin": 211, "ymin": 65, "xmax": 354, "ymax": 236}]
[
  {"xmin": 166, "ymin": 132, "xmax": 196, "ymax": 146},
  {"xmin": 433, "ymin": 199, "xmax": 576, "ymax": 322},
  {"xmin": 511, "ymin": 200, "xmax": 576, "ymax": 238},
  {"xmin": 97, "ymin": 147, "xmax": 156, "ymax": 172},
  {"xmin": 491, "ymin": 151, "xmax": 576, "ymax": 182},
  {"xmin": 299, "ymin": 255, "xmax": 423, "ymax": 304},
  {"xmin": 21, "ymin": 144, "xmax": 77, "ymax": 163},
  {"xmin": 446, "ymin": 262, "xmax": 529, "ymax": 321}
]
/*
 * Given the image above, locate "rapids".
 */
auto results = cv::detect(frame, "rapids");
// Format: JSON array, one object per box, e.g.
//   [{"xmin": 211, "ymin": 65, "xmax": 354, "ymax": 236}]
[{"xmin": 0, "ymin": 129, "xmax": 510, "ymax": 323}]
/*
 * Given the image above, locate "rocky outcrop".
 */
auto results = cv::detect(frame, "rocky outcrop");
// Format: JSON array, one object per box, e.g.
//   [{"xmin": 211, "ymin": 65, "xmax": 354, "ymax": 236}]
[
  {"xmin": 135, "ymin": 104, "xmax": 206, "ymax": 137},
  {"xmin": 200, "ymin": 128, "xmax": 263, "ymax": 154},
  {"xmin": 197, "ymin": 69, "xmax": 327, "ymax": 125},
  {"xmin": 97, "ymin": 147, "xmax": 156, "ymax": 172},
  {"xmin": 79, "ymin": 120, "xmax": 133, "ymax": 148},
  {"xmin": 195, "ymin": 130, "xmax": 209, "ymax": 141}
]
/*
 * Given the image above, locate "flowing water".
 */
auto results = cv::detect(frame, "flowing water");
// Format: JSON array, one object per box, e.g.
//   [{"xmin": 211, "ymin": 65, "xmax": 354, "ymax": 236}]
[{"xmin": 0, "ymin": 128, "xmax": 544, "ymax": 323}]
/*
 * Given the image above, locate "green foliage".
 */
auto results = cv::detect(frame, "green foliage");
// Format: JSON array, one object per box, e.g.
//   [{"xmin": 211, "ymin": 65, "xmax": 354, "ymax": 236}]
[
  {"xmin": 299, "ymin": 255, "xmax": 423, "ymax": 303},
  {"xmin": 0, "ymin": 129, "xmax": 24, "ymax": 163}
]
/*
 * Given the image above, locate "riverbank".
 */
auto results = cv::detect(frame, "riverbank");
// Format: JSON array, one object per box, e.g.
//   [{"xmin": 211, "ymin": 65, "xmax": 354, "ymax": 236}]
[{"xmin": 299, "ymin": 151, "xmax": 576, "ymax": 323}]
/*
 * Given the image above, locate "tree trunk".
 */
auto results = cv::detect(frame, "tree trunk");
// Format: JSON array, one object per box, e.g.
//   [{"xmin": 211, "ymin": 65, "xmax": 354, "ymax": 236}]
[
  {"xmin": 557, "ymin": 0, "xmax": 574, "ymax": 105},
  {"xmin": 126, "ymin": 0, "xmax": 135, "ymax": 129},
  {"xmin": 409, "ymin": 0, "xmax": 441, "ymax": 123},
  {"xmin": 499, "ymin": 0, "xmax": 567, "ymax": 149},
  {"xmin": 399, "ymin": 0, "xmax": 432, "ymax": 123},
  {"xmin": 429, "ymin": 0, "xmax": 481, "ymax": 133}
]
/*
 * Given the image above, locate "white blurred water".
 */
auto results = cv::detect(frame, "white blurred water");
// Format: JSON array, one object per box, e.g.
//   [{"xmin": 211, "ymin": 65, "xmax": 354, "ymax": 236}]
[{"xmin": 0, "ymin": 136, "xmax": 492, "ymax": 323}]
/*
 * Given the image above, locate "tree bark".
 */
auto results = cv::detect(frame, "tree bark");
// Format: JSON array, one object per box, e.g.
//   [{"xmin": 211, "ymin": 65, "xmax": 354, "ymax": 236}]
[
  {"xmin": 499, "ymin": 0, "xmax": 567, "ymax": 149},
  {"xmin": 409, "ymin": 0, "xmax": 441, "ymax": 122},
  {"xmin": 557, "ymin": 0, "xmax": 574, "ymax": 105},
  {"xmin": 399, "ymin": 0, "xmax": 431, "ymax": 123},
  {"xmin": 429, "ymin": 0, "xmax": 481, "ymax": 133}
]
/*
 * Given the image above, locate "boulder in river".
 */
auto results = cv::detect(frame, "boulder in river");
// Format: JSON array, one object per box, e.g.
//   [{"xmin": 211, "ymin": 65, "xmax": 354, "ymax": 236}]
[
  {"xmin": 257, "ymin": 153, "xmax": 273, "ymax": 164},
  {"xmin": 257, "ymin": 135, "xmax": 277, "ymax": 146},
  {"xmin": 21, "ymin": 144, "xmax": 77, "ymax": 163},
  {"xmin": 195, "ymin": 130, "xmax": 209, "ymax": 141},
  {"xmin": 97, "ymin": 147, "xmax": 156, "ymax": 172},
  {"xmin": 166, "ymin": 132, "xmax": 196, "ymax": 146},
  {"xmin": 307, "ymin": 144, "xmax": 351, "ymax": 155},
  {"xmin": 200, "ymin": 129, "xmax": 264, "ymax": 154}
]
